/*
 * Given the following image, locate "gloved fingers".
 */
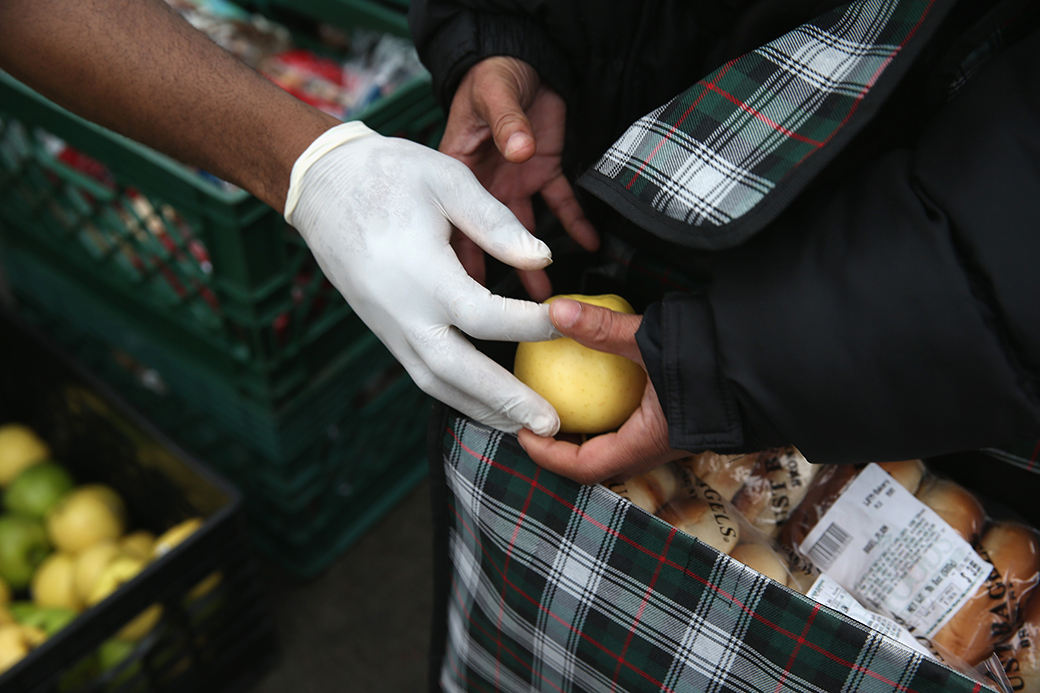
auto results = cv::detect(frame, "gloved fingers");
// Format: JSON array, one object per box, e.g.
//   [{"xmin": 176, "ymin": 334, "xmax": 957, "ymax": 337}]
[
  {"xmin": 504, "ymin": 193, "xmax": 537, "ymax": 234},
  {"xmin": 401, "ymin": 328, "xmax": 560, "ymax": 436},
  {"xmin": 442, "ymin": 282, "xmax": 556, "ymax": 342},
  {"xmin": 433, "ymin": 168, "xmax": 552, "ymax": 272},
  {"xmin": 450, "ymin": 228, "xmax": 489, "ymax": 286}
]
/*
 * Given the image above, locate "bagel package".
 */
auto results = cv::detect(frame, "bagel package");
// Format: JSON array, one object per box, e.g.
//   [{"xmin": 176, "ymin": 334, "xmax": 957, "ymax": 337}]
[
  {"xmin": 604, "ymin": 458, "xmax": 797, "ymax": 589},
  {"xmin": 777, "ymin": 459, "xmax": 1038, "ymax": 688},
  {"xmin": 606, "ymin": 451, "xmax": 1037, "ymax": 690},
  {"xmin": 997, "ymin": 577, "xmax": 1040, "ymax": 691}
]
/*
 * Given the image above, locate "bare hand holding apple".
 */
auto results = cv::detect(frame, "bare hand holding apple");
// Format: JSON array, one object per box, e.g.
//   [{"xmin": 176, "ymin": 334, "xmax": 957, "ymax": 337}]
[
  {"xmin": 514, "ymin": 296, "xmax": 687, "ymax": 485},
  {"xmin": 514, "ymin": 294, "xmax": 645, "ymax": 434}
]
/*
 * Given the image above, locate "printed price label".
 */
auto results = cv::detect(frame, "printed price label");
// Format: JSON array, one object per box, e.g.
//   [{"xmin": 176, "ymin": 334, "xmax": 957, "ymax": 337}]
[
  {"xmin": 806, "ymin": 574, "xmax": 933, "ymax": 657},
  {"xmin": 799, "ymin": 464, "xmax": 991, "ymax": 637}
]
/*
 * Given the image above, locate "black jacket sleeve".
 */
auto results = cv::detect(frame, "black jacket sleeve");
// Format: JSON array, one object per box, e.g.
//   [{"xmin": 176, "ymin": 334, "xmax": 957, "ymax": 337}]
[
  {"xmin": 407, "ymin": 0, "xmax": 575, "ymax": 113},
  {"xmin": 639, "ymin": 25, "xmax": 1040, "ymax": 463},
  {"xmin": 408, "ymin": 0, "xmax": 752, "ymax": 171}
]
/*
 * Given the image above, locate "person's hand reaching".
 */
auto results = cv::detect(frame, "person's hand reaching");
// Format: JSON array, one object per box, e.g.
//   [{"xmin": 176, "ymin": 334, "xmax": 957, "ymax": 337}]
[
  {"xmin": 286, "ymin": 122, "xmax": 562, "ymax": 436},
  {"xmin": 441, "ymin": 57, "xmax": 599, "ymax": 301}
]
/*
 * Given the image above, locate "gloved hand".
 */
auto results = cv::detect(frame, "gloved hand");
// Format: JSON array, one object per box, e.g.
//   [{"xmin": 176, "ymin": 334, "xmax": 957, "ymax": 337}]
[{"xmin": 284, "ymin": 121, "xmax": 561, "ymax": 436}]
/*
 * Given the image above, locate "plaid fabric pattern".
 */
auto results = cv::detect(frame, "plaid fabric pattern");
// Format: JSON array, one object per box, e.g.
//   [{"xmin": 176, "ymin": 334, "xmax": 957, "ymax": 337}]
[
  {"xmin": 983, "ymin": 442, "xmax": 1040, "ymax": 476},
  {"xmin": 587, "ymin": 0, "xmax": 935, "ymax": 237},
  {"xmin": 438, "ymin": 414, "xmax": 989, "ymax": 692}
]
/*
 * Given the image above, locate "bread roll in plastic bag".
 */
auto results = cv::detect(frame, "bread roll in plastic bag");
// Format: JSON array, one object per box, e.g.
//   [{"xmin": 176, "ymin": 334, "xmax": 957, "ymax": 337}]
[
  {"xmin": 673, "ymin": 447, "xmax": 820, "ymax": 540},
  {"xmin": 998, "ymin": 580, "xmax": 1040, "ymax": 691},
  {"xmin": 779, "ymin": 460, "xmax": 1040, "ymax": 669},
  {"xmin": 606, "ymin": 461, "xmax": 798, "ymax": 588}
]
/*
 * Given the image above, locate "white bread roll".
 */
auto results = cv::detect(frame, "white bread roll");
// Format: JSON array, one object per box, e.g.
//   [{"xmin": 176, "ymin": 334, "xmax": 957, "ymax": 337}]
[
  {"xmin": 877, "ymin": 459, "xmax": 927, "ymax": 495},
  {"xmin": 643, "ymin": 464, "xmax": 680, "ymax": 507},
  {"xmin": 605, "ymin": 476, "xmax": 662, "ymax": 514},
  {"xmin": 733, "ymin": 448, "xmax": 818, "ymax": 538},
  {"xmin": 606, "ymin": 464, "xmax": 680, "ymax": 515},
  {"xmin": 732, "ymin": 477, "xmax": 771, "ymax": 533},
  {"xmin": 729, "ymin": 542, "xmax": 790, "ymax": 585},
  {"xmin": 914, "ymin": 477, "xmax": 986, "ymax": 544},
  {"xmin": 657, "ymin": 497, "xmax": 740, "ymax": 555},
  {"xmin": 932, "ymin": 521, "xmax": 1040, "ymax": 666}
]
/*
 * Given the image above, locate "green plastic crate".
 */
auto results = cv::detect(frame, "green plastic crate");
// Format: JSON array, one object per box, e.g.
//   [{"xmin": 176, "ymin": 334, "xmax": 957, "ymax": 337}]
[
  {"xmin": 0, "ymin": 308, "xmax": 279, "ymax": 693},
  {"xmin": 6, "ymin": 254, "xmax": 432, "ymax": 577},
  {"xmin": 248, "ymin": 0, "xmax": 413, "ymax": 38},
  {"xmin": 0, "ymin": 25, "xmax": 441, "ymax": 410},
  {"xmin": 0, "ymin": 0, "xmax": 441, "ymax": 576}
]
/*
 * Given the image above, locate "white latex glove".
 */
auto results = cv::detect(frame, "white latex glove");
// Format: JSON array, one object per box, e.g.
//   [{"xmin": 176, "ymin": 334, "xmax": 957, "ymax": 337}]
[{"xmin": 284, "ymin": 121, "xmax": 561, "ymax": 436}]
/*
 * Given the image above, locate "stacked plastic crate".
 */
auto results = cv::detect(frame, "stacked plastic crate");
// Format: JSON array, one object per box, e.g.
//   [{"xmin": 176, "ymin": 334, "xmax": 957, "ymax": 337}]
[{"xmin": 0, "ymin": 0, "xmax": 439, "ymax": 577}]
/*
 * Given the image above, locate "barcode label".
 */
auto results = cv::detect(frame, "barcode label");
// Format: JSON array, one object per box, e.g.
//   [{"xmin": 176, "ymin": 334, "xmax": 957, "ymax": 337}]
[{"xmin": 806, "ymin": 522, "xmax": 852, "ymax": 571}]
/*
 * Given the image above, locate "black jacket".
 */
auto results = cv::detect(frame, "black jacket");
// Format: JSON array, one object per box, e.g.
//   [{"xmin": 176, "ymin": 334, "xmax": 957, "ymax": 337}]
[{"xmin": 409, "ymin": 0, "xmax": 1040, "ymax": 464}]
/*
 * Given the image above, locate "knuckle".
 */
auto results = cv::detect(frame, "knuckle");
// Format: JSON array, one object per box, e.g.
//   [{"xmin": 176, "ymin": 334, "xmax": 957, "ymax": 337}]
[
  {"xmin": 586, "ymin": 308, "xmax": 618, "ymax": 344},
  {"xmin": 408, "ymin": 367, "xmax": 441, "ymax": 397}
]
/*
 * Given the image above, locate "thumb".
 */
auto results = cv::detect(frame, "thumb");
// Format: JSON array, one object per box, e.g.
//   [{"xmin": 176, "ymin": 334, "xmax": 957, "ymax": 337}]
[
  {"xmin": 473, "ymin": 58, "xmax": 540, "ymax": 162},
  {"xmin": 483, "ymin": 84, "xmax": 535, "ymax": 162},
  {"xmin": 550, "ymin": 299, "xmax": 644, "ymax": 365}
]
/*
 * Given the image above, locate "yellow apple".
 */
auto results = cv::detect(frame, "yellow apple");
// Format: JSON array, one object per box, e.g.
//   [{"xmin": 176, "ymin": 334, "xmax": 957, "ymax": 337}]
[
  {"xmin": 0, "ymin": 424, "xmax": 49, "ymax": 488},
  {"xmin": 31, "ymin": 552, "xmax": 82, "ymax": 612},
  {"xmin": 0, "ymin": 623, "xmax": 31, "ymax": 673},
  {"xmin": 514, "ymin": 294, "xmax": 646, "ymax": 434},
  {"xmin": 73, "ymin": 540, "xmax": 122, "ymax": 604},
  {"xmin": 118, "ymin": 530, "xmax": 156, "ymax": 561},
  {"xmin": 151, "ymin": 517, "xmax": 203, "ymax": 560},
  {"xmin": 45, "ymin": 485, "xmax": 126, "ymax": 553}
]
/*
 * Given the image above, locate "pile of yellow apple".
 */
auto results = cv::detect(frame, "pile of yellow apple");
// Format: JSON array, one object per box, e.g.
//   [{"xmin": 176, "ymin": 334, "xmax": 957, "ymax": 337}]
[{"xmin": 0, "ymin": 422, "xmax": 205, "ymax": 676}]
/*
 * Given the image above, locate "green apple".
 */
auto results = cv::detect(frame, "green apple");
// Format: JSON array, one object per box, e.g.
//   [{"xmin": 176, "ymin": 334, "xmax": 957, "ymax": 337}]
[
  {"xmin": 98, "ymin": 637, "xmax": 135, "ymax": 671},
  {"xmin": 96, "ymin": 637, "xmax": 143, "ymax": 689},
  {"xmin": 56, "ymin": 652, "xmax": 100, "ymax": 693},
  {"xmin": 9, "ymin": 602, "xmax": 77, "ymax": 635},
  {"xmin": 514, "ymin": 294, "xmax": 646, "ymax": 434},
  {"xmin": 4, "ymin": 462, "xmax": 75, "ymax": 520},
  {"xmin": 0, "ymin": 516, "xmax": 51, "ymax": 590}
]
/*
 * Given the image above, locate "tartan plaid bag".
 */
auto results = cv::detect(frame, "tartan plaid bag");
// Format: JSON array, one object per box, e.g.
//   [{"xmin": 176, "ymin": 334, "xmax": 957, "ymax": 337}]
[
  {"xmin": 578, "ymin": 0, "xmax": 949, "ymax": 251},
  {"xmin": 422, "ymin": 0, "xmax": 1040, "ymax": 689},
  {"xmin": 428, "ymin": 410, "xmax": 994, "ymax": 693}
]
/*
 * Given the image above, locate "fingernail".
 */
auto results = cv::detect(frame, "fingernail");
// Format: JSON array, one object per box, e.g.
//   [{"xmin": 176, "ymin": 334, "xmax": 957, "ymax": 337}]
[
  {"xmin": 504, "ymin": 132, "xmax": 530, "ymax": 159},
  {"xmin": 539, "ymin": 414, "xmax": 557, "ymax": 435},
  {"xmin": 552, "ymin": 299, "xmax": 582, "ymax": 329}
]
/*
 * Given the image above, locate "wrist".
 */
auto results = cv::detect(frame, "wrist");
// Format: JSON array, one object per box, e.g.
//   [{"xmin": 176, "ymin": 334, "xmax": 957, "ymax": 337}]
[{"xmin": 283, "ymin": 120, "xmax": 378, "ymax": 224}]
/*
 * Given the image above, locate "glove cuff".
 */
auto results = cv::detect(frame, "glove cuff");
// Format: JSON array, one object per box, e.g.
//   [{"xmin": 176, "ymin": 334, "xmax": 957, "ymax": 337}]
[{"xmin": 284, "ymin": 121, "xmax": 376, "ymax": 225}]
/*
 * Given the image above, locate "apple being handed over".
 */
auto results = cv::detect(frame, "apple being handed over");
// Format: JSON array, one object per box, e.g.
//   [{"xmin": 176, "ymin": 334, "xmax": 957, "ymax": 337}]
[{"xmin": 514, "ymin": 294, "xmax": 645, "ymax": 435}]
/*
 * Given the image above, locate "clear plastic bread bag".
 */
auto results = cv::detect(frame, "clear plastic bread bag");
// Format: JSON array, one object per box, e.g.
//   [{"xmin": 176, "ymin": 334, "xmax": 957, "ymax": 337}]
[
  {"xmin": 777, "ymin": 459, "xmax": 1040, "ymax": 684},
  {"xmin": 997, "ymin": 579, "xmax": 1040, "ymax": 691},
  {"xmin": 609, "ymin": 453, "xmax": 1033, "ymax": 689},
  {"xmin": 604, "ymin": 455, "xmax": 802, "ymax": 595}
]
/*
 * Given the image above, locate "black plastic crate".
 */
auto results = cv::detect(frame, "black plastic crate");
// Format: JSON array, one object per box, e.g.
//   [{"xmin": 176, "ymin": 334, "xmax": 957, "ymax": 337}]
[{"xmin": 0, "ymin": 308, "xmax": 278, "ymax": 693}]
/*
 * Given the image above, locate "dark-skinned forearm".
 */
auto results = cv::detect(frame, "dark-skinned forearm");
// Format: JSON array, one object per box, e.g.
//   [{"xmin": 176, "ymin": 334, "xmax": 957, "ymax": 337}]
[{"xmin": 0, "ymin": 0, "xmax": 341, "ymax": 212}]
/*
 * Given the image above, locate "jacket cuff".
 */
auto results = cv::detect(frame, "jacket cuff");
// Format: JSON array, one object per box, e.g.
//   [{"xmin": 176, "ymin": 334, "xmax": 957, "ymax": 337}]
[
  {"xmin": 414, "ymin": 11, "xmax": 574, "ymax": 113},
  {"xmin": 636, "ymin": 293, "xmax": 745, "ymax": 452}
]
